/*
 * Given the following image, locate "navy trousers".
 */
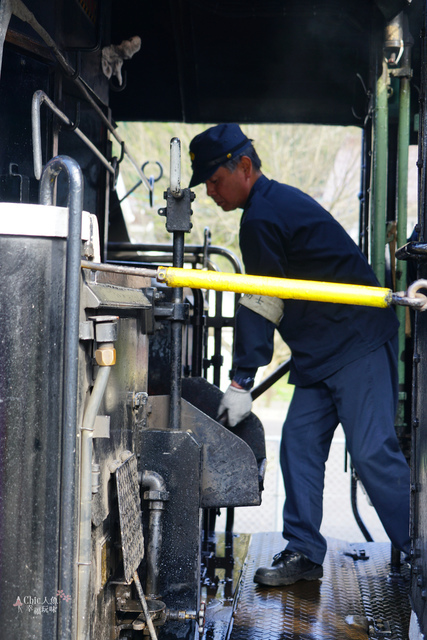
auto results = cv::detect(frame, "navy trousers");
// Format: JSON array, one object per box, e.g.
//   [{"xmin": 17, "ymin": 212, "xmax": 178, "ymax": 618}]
[{"xmin": 280, "ymin": 338, "xmax": 410, "ymax": 565}]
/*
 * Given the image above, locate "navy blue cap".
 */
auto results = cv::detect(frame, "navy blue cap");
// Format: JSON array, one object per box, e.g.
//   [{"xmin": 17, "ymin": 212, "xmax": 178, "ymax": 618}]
[{"xmin": 189, "ymin": 123, "xmax": 251, "ymax": 188}]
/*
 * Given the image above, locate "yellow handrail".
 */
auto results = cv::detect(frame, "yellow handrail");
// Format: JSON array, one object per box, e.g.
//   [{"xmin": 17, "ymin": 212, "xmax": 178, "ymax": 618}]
[{"xmin": 157, "ymin": 267, "xmax": 392, "ymax": 308}]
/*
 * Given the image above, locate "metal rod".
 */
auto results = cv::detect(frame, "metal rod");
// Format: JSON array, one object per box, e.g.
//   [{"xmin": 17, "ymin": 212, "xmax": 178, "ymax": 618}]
[
  {"xmin": 157, "ymin": 267, "xmax": 393, "ymax": 308},
  {"xmin": 359, "ymin": 126, "xmax": 372, "ymax": 257},
  {"xmin": 190, "ymin": 288, "xmax": 205, "ymax": 378},
  {"xmin": 40, "ymin": 155, "xmax": 83, "ymax": 640},
  {"xmin": 81, "ymin": 259, "xmax": 156, "ymax": 278},
  {"xmin": 371, "ymin": 59, "xmax": 389, "ymax": 285},
  {"xmin": 170, "ymin": 138, "xmax": 182, "ymax": 197},
  {"xmin": 32, "ymin": 90, "xmax": 115, "ymax": 179},
  {"xmin": 168, "ymin": 138, "xmax": 186, "ymax": 430},
  {"xmin": 133, "ymin": 571, "xmax": 158, "ymax": 640},
  {"xmin": 251, "ymin": 358, "xmax": 291, "ymax": 401},
  {"xmin": 169, "ymin": 231, "xmax": 185, "ymax": 429},
  {"xmin": 396, "ymin": 37, "xmax": 412, "ymax": 424},
  {"xmin": 213, "ymin": 291, "xmax": 223, "ymax": 388}
]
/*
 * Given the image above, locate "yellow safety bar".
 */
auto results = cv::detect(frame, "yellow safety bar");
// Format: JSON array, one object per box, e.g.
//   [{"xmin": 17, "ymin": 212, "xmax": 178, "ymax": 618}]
[{"xmin": 157, "ymin": 267, "xmax": 392, "ymax": 308}]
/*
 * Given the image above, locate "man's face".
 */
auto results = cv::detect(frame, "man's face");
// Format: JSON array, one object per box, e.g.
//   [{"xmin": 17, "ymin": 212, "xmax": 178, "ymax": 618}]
[{"xmin": 205, "ymin": 163, "xmax": 250, "ymax": 211}]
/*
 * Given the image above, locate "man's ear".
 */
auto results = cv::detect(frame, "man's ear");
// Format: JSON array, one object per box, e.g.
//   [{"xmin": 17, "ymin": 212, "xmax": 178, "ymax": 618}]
[{"xmin": 240, "ymin": 155, "xmax": 252, "ymax": 177}]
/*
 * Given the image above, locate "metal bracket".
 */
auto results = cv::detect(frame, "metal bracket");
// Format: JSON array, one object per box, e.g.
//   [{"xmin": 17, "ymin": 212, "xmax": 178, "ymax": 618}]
[
  {"xmin": 127, "ymin": 391, "xmax": 148, "ymax": 410},
  {"xmin": 93, "ymin": 415, "xmax": 110, "ymax": 438},
  {"xmin": 154, "ymin": 301, "xmax": 189, "ymax": 322},
  {"xmin": 158, "ymin": 187, "xmax": 195, "ymax": 232},
  {"xmin": 396, "ymin": 241, "xmax": 427, "ymax": 261}
]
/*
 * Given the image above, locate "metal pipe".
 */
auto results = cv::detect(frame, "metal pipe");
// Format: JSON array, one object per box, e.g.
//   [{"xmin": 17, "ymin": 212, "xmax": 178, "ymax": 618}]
[
  {"xmin": 213, "ymin": 291, "xmax": 224, "ymax": 388},
  {"xmin": 168, "ymin": 139, "xmax": 186, "ymax": 429},
  {"xmin": 81, "ymin": 259, "xmax": 155, "ymax": 278},
  {"xmin": 371, "ymin": 59, "xmax": 390, "ymax": 285},
  {"xmin": 40, "ymin": 155, "xmax": 83, "ymax": 640},
  {"xmin": 108, "ymin": 256, "xmax": 219, "ymax": 273},
  {"xmin": 141, "ymin": 470, "xmax": 167, "ymax": 493},
  {"xmin": 169, "ymin": 231, "xmax": 185, "ymax": 429},
  {"xmin": 32, "ymin": 90, "xmax": 115, "ymax": 179},
  {"xmin": 396, "ymin": 29, "xmax": 413, "ymax": 431},
  {"xmin": 107, "ymin": 242, "xmax": 244, "ymax": 274},
  {"xmin": 141, "ymin": 471, "xmax": 168, "ymax": 598},
  {"xmin": 145, "ymin": 511, "xmax": 162, "ymax": 589},
  {"xmin": 359, "ymin": 126, "xmax": 372, "ymax": 257},
  {"xmin": 170, "ymin": 138, "xmax": 182, "ymax": 197},
  {"xmin": 190, "ymin": 288, "xmax": 205, "ymax": 378},
  {"xmin": 77, "ymin": 365, "xmax": 112, "ymax": 640},
  {"xmin": 157, "ymin": 267, "xmax": 393, "ymax": 308}
]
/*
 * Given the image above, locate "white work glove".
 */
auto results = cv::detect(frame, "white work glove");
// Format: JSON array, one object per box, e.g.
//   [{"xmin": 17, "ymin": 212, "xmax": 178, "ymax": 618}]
[{"xmin": 217, "ymin": 384, "xmax": 252, "ymax": 427}]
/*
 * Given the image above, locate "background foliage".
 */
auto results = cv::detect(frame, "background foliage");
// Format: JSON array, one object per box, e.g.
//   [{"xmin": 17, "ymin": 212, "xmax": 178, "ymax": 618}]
[{"xmin": 115, "ymin": 122, "xmax": 363, "ymax": 258}]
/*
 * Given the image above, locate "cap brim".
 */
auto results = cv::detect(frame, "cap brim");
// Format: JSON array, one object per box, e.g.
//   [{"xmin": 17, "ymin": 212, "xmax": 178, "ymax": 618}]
[{"xmin": 189, "ymin": 163, "xmax": 221, "ymax": 188}]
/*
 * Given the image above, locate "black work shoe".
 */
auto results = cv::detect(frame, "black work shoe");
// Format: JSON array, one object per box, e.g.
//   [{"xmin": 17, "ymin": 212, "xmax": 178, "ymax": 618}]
[{"xmin": 253, "ymin": 549, "xmax": 323, "ymax": 587}]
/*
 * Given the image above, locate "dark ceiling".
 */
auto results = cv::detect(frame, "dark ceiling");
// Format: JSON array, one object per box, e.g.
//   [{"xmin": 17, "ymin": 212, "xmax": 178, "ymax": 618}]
[{"xmin": 110, "ymin": 0, "xmax": 422, "ymax": 127}]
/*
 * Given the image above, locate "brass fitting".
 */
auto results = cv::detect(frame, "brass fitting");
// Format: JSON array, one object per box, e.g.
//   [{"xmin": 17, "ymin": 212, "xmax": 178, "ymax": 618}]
[{"xmin": 95, "ymin": 344, "xmax": 116, "ymax": 366}]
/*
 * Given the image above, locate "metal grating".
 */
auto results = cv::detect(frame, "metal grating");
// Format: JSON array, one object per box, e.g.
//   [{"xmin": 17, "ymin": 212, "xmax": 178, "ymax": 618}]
[
  {"xmin": 229, "ymin": 533, "xmax": 410, "ymax": 640},
  {"xmin": 115, "ymin": 454, "xmax": 145, "ymax": 583}
]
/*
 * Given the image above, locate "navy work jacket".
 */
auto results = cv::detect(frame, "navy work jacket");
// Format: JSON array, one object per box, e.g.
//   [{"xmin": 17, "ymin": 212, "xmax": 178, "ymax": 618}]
[{"xmin": 234, "ymin": 175, "xmax": 399, "ymax": 387}]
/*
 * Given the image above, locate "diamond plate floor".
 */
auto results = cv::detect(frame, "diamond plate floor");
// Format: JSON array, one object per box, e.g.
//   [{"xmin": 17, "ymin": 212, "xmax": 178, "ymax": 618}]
[{"xmin": 227, "ymin": 533, "xmax": 410, "ymax": 640}]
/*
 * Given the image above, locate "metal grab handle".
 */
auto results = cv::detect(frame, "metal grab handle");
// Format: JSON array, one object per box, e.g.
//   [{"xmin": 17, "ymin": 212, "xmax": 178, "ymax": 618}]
[
  {"xmin": 40, "ymin": 155, "xmax": 83, "ymax": 640},
  {"xmin": 32, "ymin": 91, "xmax": 153, "ymax": 197},
  {"xmin": 32, "ymin": 90, "xmax": 115, "ymax": 179}
]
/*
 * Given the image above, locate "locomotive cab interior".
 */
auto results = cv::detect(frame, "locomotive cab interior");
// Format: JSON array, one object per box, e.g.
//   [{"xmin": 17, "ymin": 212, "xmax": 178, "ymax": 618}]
[{"xmin": 0, "ymin": 1, "xmax": 427, "ymax": 640}]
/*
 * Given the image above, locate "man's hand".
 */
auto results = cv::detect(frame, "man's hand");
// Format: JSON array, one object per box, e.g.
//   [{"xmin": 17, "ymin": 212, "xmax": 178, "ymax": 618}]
[{"xmin": 217, "ymin": 382, "xmax": 252, "ymax": 427}]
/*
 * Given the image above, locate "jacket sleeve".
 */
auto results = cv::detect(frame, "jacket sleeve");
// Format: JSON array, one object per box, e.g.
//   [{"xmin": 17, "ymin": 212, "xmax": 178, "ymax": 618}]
[
  {"xmin": 232, "ymin": 214, "xmax": 287, "ymax": 377},
  {"xmin": 233, "ymin": 304, "xmax": 276, "ymax": 378}
]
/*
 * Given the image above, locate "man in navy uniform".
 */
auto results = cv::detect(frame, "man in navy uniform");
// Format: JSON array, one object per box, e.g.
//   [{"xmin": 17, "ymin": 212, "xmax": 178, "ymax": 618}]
[{"xmin": 188, "ymin": 123, "xmax": 410, "ymax": 586}]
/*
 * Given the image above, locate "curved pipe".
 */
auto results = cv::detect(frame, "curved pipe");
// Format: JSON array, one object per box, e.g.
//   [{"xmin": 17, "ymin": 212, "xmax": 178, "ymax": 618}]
[
  {"xmin": 77, "ymin": 365, "xmax": 112, "ymax": 640},
  {"xmin": 32, "ymin": 91, "xmax": 115, "ymax": 180},
  {"xmin": 40, "ymin": 156, "xmax": 83, "ymax": 640},
  {"xmin": 141, "ymin": 471, "xmax": 168, "ymax": 598},
  {"xmin": 141, "ymin": 470, "xmax": 167, "ymax": 493}
]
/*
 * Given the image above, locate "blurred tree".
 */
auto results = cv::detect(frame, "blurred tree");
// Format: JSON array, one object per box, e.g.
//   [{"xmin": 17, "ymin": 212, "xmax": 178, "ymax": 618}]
[{"xmin": 114, "ymin": 122, "xmax": 362, "ymax": 258}]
